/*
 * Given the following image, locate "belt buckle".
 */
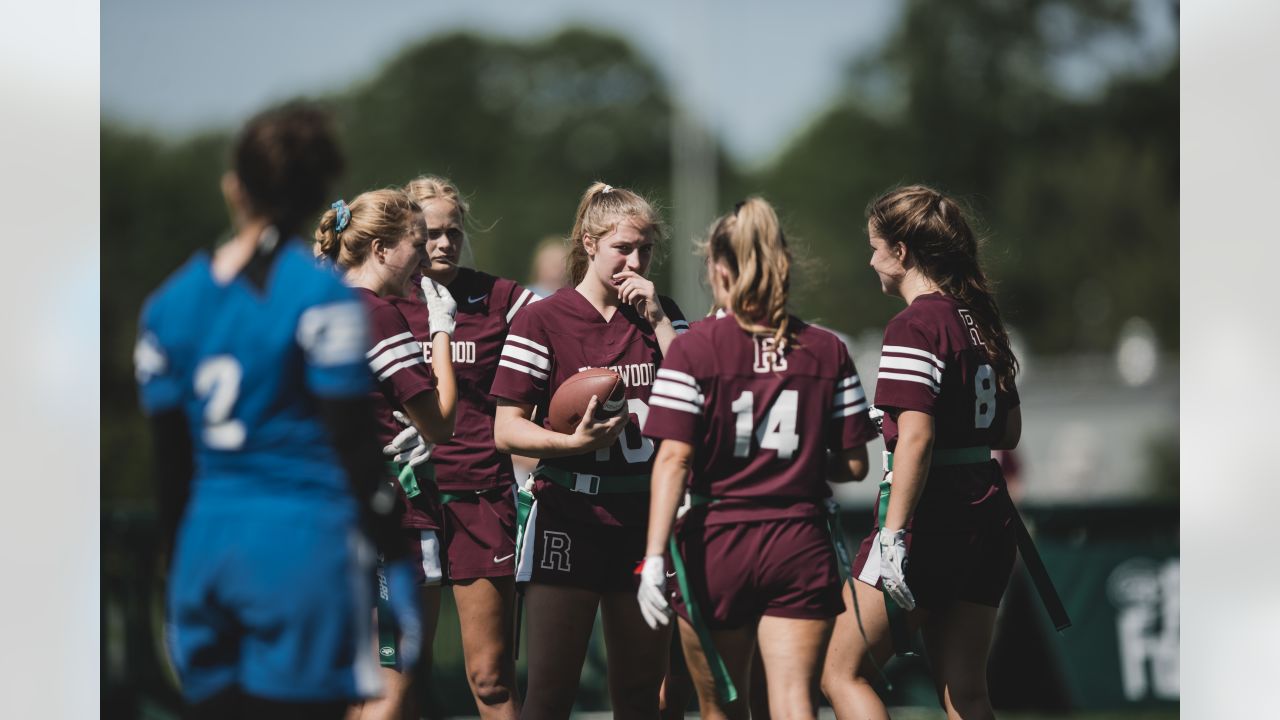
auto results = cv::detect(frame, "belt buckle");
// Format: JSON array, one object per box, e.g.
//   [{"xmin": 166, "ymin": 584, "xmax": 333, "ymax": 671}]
[{"xmin": 573, "ymin": 473, "xmax": 601, "ymax": 495}]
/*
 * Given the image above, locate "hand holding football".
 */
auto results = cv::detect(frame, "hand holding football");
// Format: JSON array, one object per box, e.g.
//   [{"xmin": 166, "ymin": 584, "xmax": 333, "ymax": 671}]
[{"xmin": 547, "ymin": 368, "xmax": 627, "ymax": 434}]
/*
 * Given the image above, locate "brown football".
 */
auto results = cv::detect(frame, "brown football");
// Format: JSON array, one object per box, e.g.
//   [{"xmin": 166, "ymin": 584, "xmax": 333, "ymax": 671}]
[{"xmin": 547, "ymin": 368, "xmax": 627, "ymax": 434}]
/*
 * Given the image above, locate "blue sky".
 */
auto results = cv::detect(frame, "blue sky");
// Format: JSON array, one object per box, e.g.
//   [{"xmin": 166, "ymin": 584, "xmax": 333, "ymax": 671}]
[{"xmin": 102, "ymin": 0, "xmax": 1176, "ymax": 167}]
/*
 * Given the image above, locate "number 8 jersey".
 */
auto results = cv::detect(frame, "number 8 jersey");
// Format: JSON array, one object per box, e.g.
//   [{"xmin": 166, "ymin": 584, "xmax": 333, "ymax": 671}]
[{"xmin": 874, "ymin": 293, "xmax": 1020, "ymax": 451}]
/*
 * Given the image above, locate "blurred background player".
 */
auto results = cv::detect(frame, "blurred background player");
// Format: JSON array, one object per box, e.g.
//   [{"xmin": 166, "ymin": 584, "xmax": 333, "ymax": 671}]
[
  {"xmin": 134, "ymin": 103, "xmax": 420, "ymax": 719},
  {"xmin": 388, "ymin": 175, "xmax": 536, "ymax": 719},
  {"xmin": 828, "ymin": 185, "xmax": 1024, "ymax": 720},
  {"xmin": 491, "ymin": 182, "xmax": 689, "ymax": 719},
  {"xmin": 638, "ymin": 197, "xmax": 877, "ymax": 719},
  {"xmin": 526, "ymin": 235, "xmax": 569, "ymax": 299},
  {"xmin": 315, "ymin": 188, "xmax": 459, "ymax": 720}
]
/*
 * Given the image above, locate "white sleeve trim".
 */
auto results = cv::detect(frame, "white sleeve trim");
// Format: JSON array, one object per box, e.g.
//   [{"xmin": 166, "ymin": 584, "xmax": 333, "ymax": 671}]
[
  {"xmin": 650, "ymin": 394, "xmax": 702, "ymax": 415},
  {"xmin": 376, "ymin": 356, "xmax": 427, "ymax": 382},
  {"xmin": 501, "ymin": 344, "xmax": 551, "ymax": 371},
  {"xmin": 498, "ymin": 358, "xmax": 549, "ymax": 381},
  {"xmin": 879, "ymin": 355, "xmax": 943, "ymax": 383},
  {"xmin": 651, "ymin": 378, "xmax": 704, "ymax": 405},
  {"xmin": 837, "ymin": 375, "xmax": 862, "ymax": 390},
  {"xmin": 882, "ymin": 344, "xmax": 945, "ymax": 370},
  {"xmin": 506, "ymin": 289, "xmax": 534, "ymax": 324},
  {"xmin": 832, "ymin": 401, "xmax": 869, "ymax": 418},
  {"xmin": 877, "ymin": 371, "xmax": 939, "ymax": 393},
  {"xmin": 507, "ymin": 333, "xmax": 549, "ymax": 356},
  {"xmin": 369, "ymin": 339, "xmax": 424, "ymax": 374},
  {"xmin": 367, "ymin": 331, "xmax": 416, "ymax": 359},
  {"xmin": 656, "ymin": 367, "xmax": 699, "ymax": 389}
]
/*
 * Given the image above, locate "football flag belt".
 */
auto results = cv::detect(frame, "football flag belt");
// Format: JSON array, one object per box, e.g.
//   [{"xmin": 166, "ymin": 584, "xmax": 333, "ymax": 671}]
[
  {"xmin": 876, "ymin": 446, "xmax": 1072, "ymax": 657},
  {"xmin": 535, "ymin": 465, "xmax": 651, "ymax": 494},
  {"xmin": 386, "ymin": 460, "xmax": 435, "ymax": 499},
  {"xmin": 668, "ymin": 492, "xmax": 739, "ymax": 704}
]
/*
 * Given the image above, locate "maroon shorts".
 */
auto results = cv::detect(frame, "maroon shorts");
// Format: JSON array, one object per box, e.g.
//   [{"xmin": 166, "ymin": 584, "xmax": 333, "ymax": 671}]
[
  {"xmin": 671, "ymin": 515, "xmax": 844, "ymax": 630},
  {"xmin": 440, "ymin": 486, "xmax": 517, "ymax": 583},
  {"xmin": 851, "ymin": 462, "xmax": 1017, "ymax": 609},
  {"xmin": 514, "ymin": 495, "xmax": 646, "ymax": 594}
]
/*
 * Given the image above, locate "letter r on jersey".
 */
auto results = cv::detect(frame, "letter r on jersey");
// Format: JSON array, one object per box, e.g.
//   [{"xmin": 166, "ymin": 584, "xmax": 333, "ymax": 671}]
[{"xmin": 540, "ymin": 531, "xmax": 572, "ymax": 571}]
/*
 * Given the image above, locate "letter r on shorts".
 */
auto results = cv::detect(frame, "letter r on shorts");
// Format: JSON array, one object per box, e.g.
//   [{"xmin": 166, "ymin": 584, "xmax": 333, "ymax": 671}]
[{"xmin": 540, "ymin": 530, "xmax": 572, "ymax": 571}]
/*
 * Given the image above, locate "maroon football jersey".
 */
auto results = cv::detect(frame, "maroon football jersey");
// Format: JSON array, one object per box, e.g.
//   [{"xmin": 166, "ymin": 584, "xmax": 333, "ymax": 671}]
[
  {"xmin": 489, "ymin": 287, "xmax": 686, "ymax": 527},
  {"xmin": 874, "ymin": 293, "xmax": 1020, "ymax": 451},
  {"xmin": 390, "ymin": 269, "xmax": 539, "ymax": 491},
  {"xmin": 643, "ymin": 314, "xmax": 879, "ymax": 524},
  {"xmin": 356, "ymin": 287, "xmax": 438, "ymax": 530}
]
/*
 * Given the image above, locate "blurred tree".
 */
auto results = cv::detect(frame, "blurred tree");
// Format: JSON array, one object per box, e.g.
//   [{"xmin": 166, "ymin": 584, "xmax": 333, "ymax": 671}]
[{"xmin": 756, "ymin": 0, "xmax": 1178, "ymax": 354}]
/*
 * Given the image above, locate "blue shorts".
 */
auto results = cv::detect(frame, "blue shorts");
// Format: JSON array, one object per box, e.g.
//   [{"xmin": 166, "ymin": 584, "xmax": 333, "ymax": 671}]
[{"xmin": 166, "ymin": 504, "xmax": 381, "ymax": 703}]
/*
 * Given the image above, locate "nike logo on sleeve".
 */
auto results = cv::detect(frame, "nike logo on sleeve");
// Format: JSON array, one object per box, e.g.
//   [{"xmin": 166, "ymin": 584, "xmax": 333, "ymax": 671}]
[
  {"xmin": 468, "ymin": 294, "xmax": 489, "ymax": 304},
  {"xmin": 493, "ymin": 553, "xmax": 515, "ymax": 563}
]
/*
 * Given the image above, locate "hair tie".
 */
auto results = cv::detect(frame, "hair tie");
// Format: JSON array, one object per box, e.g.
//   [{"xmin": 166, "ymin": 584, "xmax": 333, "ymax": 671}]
[
  {"xmin": 331, "ymin": 199, "xmax": 351, "ymax": 233},
  {"xmin": 600, "ymin": 184, "xmax": 614, "ymax": 195}
]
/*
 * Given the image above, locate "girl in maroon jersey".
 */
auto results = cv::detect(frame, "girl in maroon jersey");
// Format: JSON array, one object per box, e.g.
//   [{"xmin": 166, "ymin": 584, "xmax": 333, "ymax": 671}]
[
  {"xmin": 386, "ymin": 175, "xmax": 538, "ymax": 719},
  {"xmin": 315, "ymin": 188, "xmax": 459, "ymax": 720},
  {"xmin": 639, "ymin": 197, "xmax": 877, "ymax": 719},
  {"xmin": 825, "ymin": 185, "xmax": 1023, "ymax": 720},
  {"xmin": 491, "ymin": 182, "xmax": 688, "ymax": 720}
]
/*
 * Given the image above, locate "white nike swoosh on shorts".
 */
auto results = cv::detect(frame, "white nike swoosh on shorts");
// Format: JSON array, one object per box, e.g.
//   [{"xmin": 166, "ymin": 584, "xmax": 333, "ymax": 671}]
[
  {"xmin": 494, "ymin": 553, "xmax": 515, "ymax": 563},
  {"xmin": 666, "ymin": 571, "xmax": 678, "ymax": 578}
]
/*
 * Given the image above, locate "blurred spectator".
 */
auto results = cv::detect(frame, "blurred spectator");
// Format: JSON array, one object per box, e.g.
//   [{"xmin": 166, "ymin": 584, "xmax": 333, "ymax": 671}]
[{"xmin": 527, "ymin": 236, "xmax": 568, "ymax": 298}]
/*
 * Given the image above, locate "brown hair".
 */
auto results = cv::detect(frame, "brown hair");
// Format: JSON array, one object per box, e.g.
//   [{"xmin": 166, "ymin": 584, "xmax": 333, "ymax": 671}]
[
  {"xmin": 314, "ymin": 188, "xmax": 420, "ymax": 269},
  {"xmin": 232, "ymin": 101, "xmax": 344, "ymax": 236},
  {"xmin": 566, "ymin": 182, "xmax": 665, "ymax": 285},
  {"xmin": 705, "ymin": 197, "xmax": 793, "ymax": 349},
  {"xmin": 867, "ymin": 185, "xmax": 1018, "ymax": 390}
]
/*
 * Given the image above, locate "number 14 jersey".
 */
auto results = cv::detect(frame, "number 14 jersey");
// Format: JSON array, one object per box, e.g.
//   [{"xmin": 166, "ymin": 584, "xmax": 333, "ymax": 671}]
[{"xmin": 642, "ymin": 314, "xmax": 879, "ymax": 524}]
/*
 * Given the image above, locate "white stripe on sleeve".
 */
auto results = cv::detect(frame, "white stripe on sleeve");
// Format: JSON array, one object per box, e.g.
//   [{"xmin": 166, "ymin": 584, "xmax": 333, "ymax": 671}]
[
  {"xmin": 367, "ymin": 331, "xmax": 416, "ymax": 359},
  {"xmin": 376, "ymin": 356, "xmax": 427, "ymax": 382},
  {"xmin": 505, "ymin": 289, "xmax": 534, "ymax": 324},
  {"xmin": 832, "ymin": 401, "xmax": 869, "ymax": 418},
  {"xmin": 649, "ymin": 395, "xmax": 702, "ymax": 415},
  {"xmin": 882, "ymin": 344, "xmax": 945, "ymax": 370},
  {"xmin": 837, "ymin": 375, "xmax": 861, "ymax": 390},
  {"xmin": 651, "ymin": 378, "xmax": 704, "ymax": 405},
  {"xmin": 501, "ymin": 344, "xmax": 551, "ymax": 371},
  {"xmin": 369, "ymin": 339, "xmax": 424, "ymax": 374},
  {"xmin": 655, "ymin": 367, "xmax": 699, "ymax": 389},
  {"xmin": 879, "ymin": 355, "xmax": 942, "ymax": 383},
  {"xmin": 507, "ymin": 334, "xmax": 549, "ymax": 356},
  {"xmin": 833, "ymin": 385, "xmax": 867, "ymax": 407},
  {"xmin": 877, "ymin": 371, "xmax": 939, "ymax": 392},
  {"xmin": 498, "ymin": 358, "xmax": 549, "ymax": 381}
]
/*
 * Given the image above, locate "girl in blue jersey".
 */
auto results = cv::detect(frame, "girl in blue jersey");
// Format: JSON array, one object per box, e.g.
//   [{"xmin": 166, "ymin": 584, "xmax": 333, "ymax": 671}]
[
  {"xmin": 315, "ymin": 187, "xmax": 459, "ymax": 720},
  {"xmin": 135, "ymin": 104, "xmax": 420, "ymax": 719}
]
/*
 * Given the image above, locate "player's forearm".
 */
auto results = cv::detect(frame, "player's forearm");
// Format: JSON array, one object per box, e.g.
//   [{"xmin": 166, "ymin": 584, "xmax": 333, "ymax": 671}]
[
  {"xmin": 645, "ymin": 446, "xmax": 689, "ymax": 556},
  {"xmin": 652, "ymin": 318, "xmax": 678, "ymax": 356},
  {"xmin": 493, "ymin": 409, "xmax": 584, "ymax": 458},
  {"xmin": 884, "ymin": 412, "xmax": 934, "ymax": 530},
  {"xmin": 828, "ymin": 445, "xmax": 870, "ymax": 483},
  {"xmin": 429, "ymin": 332, "xmax": 457, "ymax": 435}
]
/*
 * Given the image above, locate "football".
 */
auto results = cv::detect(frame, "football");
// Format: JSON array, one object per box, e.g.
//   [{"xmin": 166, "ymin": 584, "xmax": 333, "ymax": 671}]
[{"xmin": 547, "ymin": 368, "xmax": 627, "ymax": 433}]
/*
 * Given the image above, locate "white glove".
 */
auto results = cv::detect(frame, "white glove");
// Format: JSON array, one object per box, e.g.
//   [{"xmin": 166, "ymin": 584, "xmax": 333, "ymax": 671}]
[
  {"xmin": 636, "ymin": 554, "xmax": 673, "ymax": 630},
  {"xmin": 383, "ymin": 410, "xmax": 434, "ymax": 467},
  {"xmin": 878, "ymin": 527, "xmax": 916, "ymax": 611},
  {"xmin": 420, "ymin": 277, "xmax": 457, "ymax": 338}
]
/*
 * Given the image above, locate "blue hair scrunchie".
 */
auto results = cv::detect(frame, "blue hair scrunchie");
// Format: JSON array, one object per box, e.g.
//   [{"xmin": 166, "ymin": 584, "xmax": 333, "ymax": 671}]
[{"xmin": 331, "ymin": 199, "xmax": 351, "ymax": 233}]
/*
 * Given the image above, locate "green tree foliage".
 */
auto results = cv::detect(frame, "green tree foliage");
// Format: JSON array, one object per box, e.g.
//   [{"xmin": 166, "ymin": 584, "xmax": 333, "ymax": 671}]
[{"xmin": 759, "ymin": 0, "xmax": 1177, "ymax": 352}]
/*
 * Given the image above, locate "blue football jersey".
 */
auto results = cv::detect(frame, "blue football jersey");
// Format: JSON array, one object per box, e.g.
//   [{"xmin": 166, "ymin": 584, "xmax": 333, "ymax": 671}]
[{"xmin": 135, "ymin": 239, "xmax": 373, "ymax": 512}]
